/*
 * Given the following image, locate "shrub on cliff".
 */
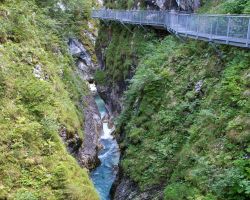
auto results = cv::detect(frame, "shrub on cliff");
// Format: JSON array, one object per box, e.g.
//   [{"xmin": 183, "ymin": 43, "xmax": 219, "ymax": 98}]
[{"xmin": 0, "ymin": 0, "xmax": 98, "ymax": 199}]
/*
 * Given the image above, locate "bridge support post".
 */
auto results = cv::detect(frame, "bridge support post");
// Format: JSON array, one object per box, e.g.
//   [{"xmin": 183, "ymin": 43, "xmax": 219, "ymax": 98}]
[
  {"xmin": 177, "ymin": 13, "xmax": 179, "ymax": 33},
  {"xmin": 185, "ymin": 15, "xmax": 189, "ymax": 37},
  {"xmin": 139, "ymin": 11, "xmax": 142, "ymax": 25},
  {"xmin": 247, "ymin": 18, "xmax": 250, "ymax": 47},
  {"xmin": 164, "ymin": 12, "xmax": 168, "ymax": 30},
  {"xmin": 226, "ymin": 17, "xmax": 231, "ymax": 44},
  {"xmin": 210, "ymin": 21, "xmax": 213, "ymax": 41},
  {"xmin": 196, "ymin": 16, "xmax": 200, "ymax": 39},
  {"xmin": 215, "ymin": 18, "xmax": 218, "ymax": 36}
]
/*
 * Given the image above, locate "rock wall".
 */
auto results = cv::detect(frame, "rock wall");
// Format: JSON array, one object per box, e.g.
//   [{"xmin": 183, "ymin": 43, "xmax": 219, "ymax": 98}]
[
  {"xmin": 137, "ymin": 0, "xmax": 201, "ymax": 11},
  {"xmin": 95, "ymin": 45, "xmax": 128, "ymax": 117},
  {"xmin": 96, "ymin": 80, "xmax": 127, "ymax": 117},
  {"xmin": 111, "ymin": 175, "xmax": 164, "ymax": 200},
  {"xmin": 68, "ymin": 38, "xmax": 97, "ymax": 82},
  {"xmin": 60, "ymin": 38, "xmax": 102, "ymax": 170},
  {"xmin": 77, "ymin": 95, "xmax": 102, "ymax": 170}
]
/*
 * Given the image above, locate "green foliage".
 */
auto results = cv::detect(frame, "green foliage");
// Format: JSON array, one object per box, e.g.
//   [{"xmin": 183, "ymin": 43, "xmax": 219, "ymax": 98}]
[
  {"xmin": 14, "ymin": 189, "xmax": 38, "ymax": 200},
  {"xmin": 0, "ymin": 0, "xmax": 98, "ymax": 199},
  {"xmin": 94, "ymin": 69, "xmax": 107, "ymax": 85},
  {"xmin": 97, "ymin": 1, "xmax": 250, "ymax": 200},
  {"xmin": 199, "ymin": 0, "xmax": 250, "ymax": 14},
  {"xmin": 164, "ymin": 183, "xmax": 200, "ymax": 200},
  {"xmin": 113, "ymin": 35, "xmax": 250, "ymax": 199},
  {"xmin": 96, "ymin": 23, "xmax": 155, "ymax": 83}
]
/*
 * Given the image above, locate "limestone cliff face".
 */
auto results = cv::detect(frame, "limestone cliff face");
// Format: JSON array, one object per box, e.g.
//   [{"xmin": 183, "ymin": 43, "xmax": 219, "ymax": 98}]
[
  {"xmin": 68, "ymin": 38, "xmax": 97, "ymax": 82},
  {"xmin": 60, "ymin": 39, "xmax": 102, "ymax": 170},
  {"xmin": 135, "ymin": 0, "xmax": 201, "ymax": 11},
  {"xmin": 78, "ymin": 94, "xmax": 102, "ymax": 170}
]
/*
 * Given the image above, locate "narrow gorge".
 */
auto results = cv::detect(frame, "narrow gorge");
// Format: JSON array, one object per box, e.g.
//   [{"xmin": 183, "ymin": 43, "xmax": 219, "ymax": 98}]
[{"xmin": 0, "ymin": 0, "xmax": 249, "ymax": 200}]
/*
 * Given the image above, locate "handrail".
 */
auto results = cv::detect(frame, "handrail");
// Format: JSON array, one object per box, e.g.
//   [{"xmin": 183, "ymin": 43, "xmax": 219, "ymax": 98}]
[{"xmin": 92, "ymin": 9, "xmax": 250, "ymax": 48}]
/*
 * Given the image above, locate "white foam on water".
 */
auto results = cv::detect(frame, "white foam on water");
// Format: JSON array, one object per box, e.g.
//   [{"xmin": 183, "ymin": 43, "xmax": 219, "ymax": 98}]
[
  {"xmin": 89, "ymin": 83, "xmax": 97, "ymax": 93},
  {"xmin": 91, "ymin": 94, "xmax": 120, "ymax": 200},
  {"xmin": 101, "ymin": 123, "xmax": 114, "ymax": 139}
]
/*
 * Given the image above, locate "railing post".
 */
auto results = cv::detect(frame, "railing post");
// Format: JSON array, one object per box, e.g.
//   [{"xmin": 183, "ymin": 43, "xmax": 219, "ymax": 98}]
[
  {"xmin": 215, "ymin": 18, "xmax": 218, "ymax": 35},
  {"xmin": 210, "ymin": 17, "xmax": 213, "ymax": 41},
  {"xmin": 196, "ymin": 15, "xmax": 200, "ymax": 39},
  {"xmin": 140, "ymin": 11, "xmax": 142, "ymax": 25},
  {"xmin": 226, "ymin": 17, "xmax": 231, "ymax": 44},
  {"xmin": 185, "ymin": 14, "xmax": 189, "ymax": 36},
  {"xmin": 164, "ymin": 12, "xmax": 167, "ymax": 29},
  {"xmin": 158, "ymin": 11, "xmax": 159, "ymax": 24},
  {"xmin": 246, "ymin": 18, "xmax": 250, "ymax": 47},
  {"xmin": 177, "ymin": 13, "xmax": 179, "ymax": 32}
]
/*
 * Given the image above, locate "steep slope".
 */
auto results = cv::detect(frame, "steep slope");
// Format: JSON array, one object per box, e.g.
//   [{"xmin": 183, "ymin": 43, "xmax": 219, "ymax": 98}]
[
  {"xmin": 95, "ymin": 0, "xmax": 250, "ymax": 199},
  {"xmin": 0, "ymin": 0, "xmax": 99, "ymax": 199}
]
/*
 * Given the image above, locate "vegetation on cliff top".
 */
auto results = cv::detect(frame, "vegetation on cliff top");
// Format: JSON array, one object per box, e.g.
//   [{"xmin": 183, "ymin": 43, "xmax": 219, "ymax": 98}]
[
  {"xmin": 0, "ymin": 0, "xmax": 98, "ymax": 199},
  {"xmin": 96, "ymin": 0, "xmax": 250, "ymax": 199}
]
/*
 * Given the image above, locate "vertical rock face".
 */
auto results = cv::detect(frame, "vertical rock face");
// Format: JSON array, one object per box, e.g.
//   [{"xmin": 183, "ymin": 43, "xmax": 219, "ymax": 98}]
[
  {"xmin": 178, "ymin": 0, "xmax": 201, "ymax": 11},
  {"xmin": 77, "ymin": 95, "xmax": 102, "ymax": 170},
  {"xmin": 68, "ymin": 38, "xmax": 97, "ymax": 82},
  {"xmin": 144, "ymin": 0, "xmax": 200, "ymax": 11},
  {"xmin": 62, "ymin": 38, "xmax": 102, "ymax": 170},
  {"xmin": 112, "ymin": 177, "xmax": 164, "ymax": 200},
  {"xmin": 97, "ymin": 80, "xmax": 126, "ymax": 117},
  {"xmin": 145, "ymin": 0, "xmax": 178, "ymax": 10},
  {"xmin": 95, "ymin": 42, "xmax": 127, "ymax": 117}
]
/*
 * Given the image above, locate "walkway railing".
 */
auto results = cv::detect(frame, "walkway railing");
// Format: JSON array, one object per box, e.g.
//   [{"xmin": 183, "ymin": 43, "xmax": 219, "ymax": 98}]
[{"xmin": 92, "ymin": 10, "xmax": 250, "ymax": 48}]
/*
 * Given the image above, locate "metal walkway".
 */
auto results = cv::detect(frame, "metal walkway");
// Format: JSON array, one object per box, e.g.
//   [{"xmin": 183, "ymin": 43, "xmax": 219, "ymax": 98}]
[{"xmin": 92, "ymin": 10, "xmax": 250, "ymax": 48}]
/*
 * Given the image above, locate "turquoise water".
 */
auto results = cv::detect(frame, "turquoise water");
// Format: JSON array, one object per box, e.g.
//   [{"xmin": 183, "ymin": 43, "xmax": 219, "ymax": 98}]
[
  {"xmin": 94, "ymin": 96, "xmax": 107, "ymax": 118},
  {"xmin": 91, "ymin": 95, "xmax": 120, "ymax": 200}
]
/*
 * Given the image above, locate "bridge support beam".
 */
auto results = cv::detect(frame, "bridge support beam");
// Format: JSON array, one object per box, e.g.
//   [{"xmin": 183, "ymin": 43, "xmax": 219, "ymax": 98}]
[{"xmin": 247, "ymin": 18, "xmax": 250, "ymax": 47}]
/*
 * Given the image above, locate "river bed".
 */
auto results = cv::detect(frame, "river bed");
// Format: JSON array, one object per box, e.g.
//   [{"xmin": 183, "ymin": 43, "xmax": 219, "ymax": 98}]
[{"xmin": 90, "ymin": 85, "xmax": 120, "ymax": 200}]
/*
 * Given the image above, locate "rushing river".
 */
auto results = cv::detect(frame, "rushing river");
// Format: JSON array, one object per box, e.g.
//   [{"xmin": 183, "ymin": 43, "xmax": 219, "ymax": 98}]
[
  {"xmin": 90, "ymin": 86, "xmax": 120, "ymax": 200},
  {"xmin": 68, "ymin": 39, "xmax": 120, "ymax": 199}
]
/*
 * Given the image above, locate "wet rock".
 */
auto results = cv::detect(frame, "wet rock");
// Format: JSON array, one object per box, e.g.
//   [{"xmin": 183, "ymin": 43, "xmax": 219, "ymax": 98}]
[
  {"xmin": 68, "ymin": 38, "xmax": 97, "ymax": 82},
  {"xmin": 112, "ymin": 176, "xmax": 164, "ymax": 200},
  {"xmin": 108, "ymin": 118, "xmax": 114, "ymax": 129},
  {"xmin": 97, "ymin": 80, "xmax": 126, "ymax": 118},
  {"xmin": 102, "ymin": 113, "xmax": 110, "ymax": 121},
  {"xmin": 62, "ymin": 37, "xmax": 102, "ymax": 170},
  {"xmin": 68, "ymin": 38, "xmax": 93, "ymax": 66},
  {"xmin": 76, "ymin": 60, "xmax": 94, "ymax": 82},
  {"xmin": 59, "ymin": 127, "xmax": 83, "ymax": 154},
  {"xmin": 77, "ymin": 95, "xmax": 103, "ymax": 170}
]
